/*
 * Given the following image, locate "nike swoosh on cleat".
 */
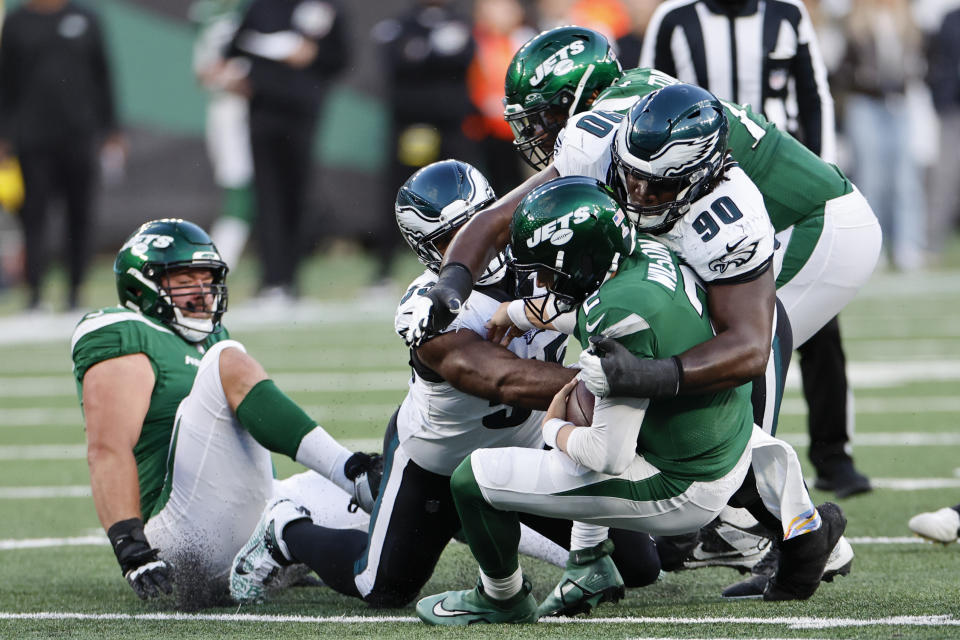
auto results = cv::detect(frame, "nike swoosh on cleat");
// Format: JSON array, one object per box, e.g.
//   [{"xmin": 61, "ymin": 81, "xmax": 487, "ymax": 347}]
[
  {"xmin": 432, "ymin": 599, "xmax": 480, "ymax": 617},
  {"xmin": 584, "ymin": 314, "xmax": 606, "ymax": 333}
]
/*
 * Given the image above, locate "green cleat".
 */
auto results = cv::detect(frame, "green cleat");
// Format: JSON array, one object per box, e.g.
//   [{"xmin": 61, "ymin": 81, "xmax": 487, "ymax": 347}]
[
  {"xmin": 537, "ymin": 539, "xmax": 625, "ymax": 618},
  {"xmin": 416, "ymin": 578, "xmax": 538, "ymax": 626}
]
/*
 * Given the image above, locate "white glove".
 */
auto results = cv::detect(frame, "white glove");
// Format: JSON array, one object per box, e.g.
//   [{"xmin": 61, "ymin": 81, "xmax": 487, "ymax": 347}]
[
  {"xmin": 402, "ymin": 288, "xmax": 463, "ymax": 347},
  {"xmin": 577, "ymin": 348, "xmax": 610, "ymax": 398}
]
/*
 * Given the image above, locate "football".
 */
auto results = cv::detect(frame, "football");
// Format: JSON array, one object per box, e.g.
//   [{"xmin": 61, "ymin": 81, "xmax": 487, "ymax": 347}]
[{"xmin": 565, "ymin": 379, "xmax": 596, "ymax": 426}]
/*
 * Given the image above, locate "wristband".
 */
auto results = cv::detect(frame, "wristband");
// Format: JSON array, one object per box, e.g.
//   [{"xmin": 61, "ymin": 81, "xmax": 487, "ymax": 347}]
[
  {"xmin": 507, "ymin": 299, "xmax": 535, "ymax": 332},
  {"xmin": 436, "ymin": 262, "xmax": 474, "ymax": 300},
  {"xmin": 107, "ymin": 517, "xmax": 154, "ymax": 573},
  {"xmin": 542, "ymin": 418, "xmax": 571, "ymax": 450}
]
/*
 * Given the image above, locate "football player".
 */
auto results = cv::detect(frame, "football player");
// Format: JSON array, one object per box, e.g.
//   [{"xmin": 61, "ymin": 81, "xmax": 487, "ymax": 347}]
[
  {"xmin": 406, "ymin": 26, "xmax": 865, "ymax": 598},
  {"xmin": 416, "ymin": 176, "xmax": 847, "ymax": 626},
  {"xmin": 503, "ymin": 25, "xmax": 879, "ymax": 498},
  {"xmin": 228, "ymin": 160, "xmax": 662, "ymax": 608},
  {"xmin": 71, "ymin": 218, "xmax": 379, "ymax": 605}
]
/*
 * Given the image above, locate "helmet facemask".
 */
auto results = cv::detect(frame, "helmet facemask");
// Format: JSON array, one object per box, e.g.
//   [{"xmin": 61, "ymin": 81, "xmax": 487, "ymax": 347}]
[
  {"xmin": 505, "ymin": 66, "xmax": 594, "ymax": 171},
  {"xmin": 504, "ymin": 26, "xmax": 623, "ymax": 170},
  {"xmin": 128, "ymin": 261, "xmax": 228, "ymax": 343},
  {"xmin": 157, "ymin": 266, "xmax": 228, "ymax": 343}
]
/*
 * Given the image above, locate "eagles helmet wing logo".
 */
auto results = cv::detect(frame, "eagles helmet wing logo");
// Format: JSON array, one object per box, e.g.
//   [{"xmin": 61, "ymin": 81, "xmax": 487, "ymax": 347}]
[
  {"xmin": 708, "ymin": 239, "xmax": 759, "ymax": 274},
  {"xmin": 650, "ymin": 129, "xmax": 721, "ymax": 177}
]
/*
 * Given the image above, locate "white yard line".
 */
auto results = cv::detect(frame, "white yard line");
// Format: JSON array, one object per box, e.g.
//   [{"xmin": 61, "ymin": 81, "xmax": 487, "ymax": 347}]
[
  {"xmin": 0, "ymin": 486, "xmax": 91, "ymax": 498},
  {"xmin": 7, "ymin": 359, "xmax": 960, "ymax": 400},
  {"xmin": 0, "ymin": 534, "xmax": 938, "ymax": 551},
  {"xmin": 0, "ymin": 536, "xmax": 107, "ymax": 550},
  {"xmin": 0, "ymin": 611, "xmax": 956, "ymax": 629}
]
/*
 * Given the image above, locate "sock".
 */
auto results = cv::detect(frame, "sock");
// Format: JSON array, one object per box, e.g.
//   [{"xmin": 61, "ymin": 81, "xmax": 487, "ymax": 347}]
[
  {"xmin": 295, "ymin": 428, "xmax": 354, "ymax": 495},
  {"xmin": 236, "ymin": 380, "xmax": 315, "ymax": 458},
  {"xmin": 450, "ymin": 456, "xmax": 521, "ymax": 578},
  {"xmin": 283, "ymin": 520, "xmax": 363, "ymax": 598},
  {"xmin": 236, "ymin": 380, "xmax": 353, "ymax": 492},
  {"xmin": 480, "ymin": 566, "xmax": 523, "ymax": 601},
  {"xmin": 570, "ymin": 521, "xmax": 609, "ymax": 550}
]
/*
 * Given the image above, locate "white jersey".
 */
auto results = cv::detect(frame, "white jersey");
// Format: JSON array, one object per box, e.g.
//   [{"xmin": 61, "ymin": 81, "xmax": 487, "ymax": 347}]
[
  {"xmin": 394, "ymin": 271, "xmax": 567, "ymax": 476},
  {"xmin": 554, "ymin": 110, "xmax": 775, "ymax": 283}
]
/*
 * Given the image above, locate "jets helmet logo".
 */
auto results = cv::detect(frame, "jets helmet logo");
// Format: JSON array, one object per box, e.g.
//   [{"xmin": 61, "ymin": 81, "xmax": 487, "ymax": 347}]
[{"xmin": 528, "ymin": 40, "xmax": 586, "ymax": 87}]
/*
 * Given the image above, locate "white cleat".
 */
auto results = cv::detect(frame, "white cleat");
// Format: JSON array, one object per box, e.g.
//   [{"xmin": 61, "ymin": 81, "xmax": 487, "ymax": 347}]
[{"xmin": 909, "ymin": 507, "xmax": 960, "ymax": 544}]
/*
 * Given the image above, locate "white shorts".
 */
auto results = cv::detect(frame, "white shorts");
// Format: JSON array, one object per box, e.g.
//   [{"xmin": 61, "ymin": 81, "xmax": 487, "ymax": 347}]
[
  {"xmin": 470, "ymin": 437, "xmax": 753, "ymax": 537},
  {"xmin": 145, "ymin": 340, "xmax": 366, "ymax": 583},
  {"xmin": 774, "ymin": 187, "xmax": 882, "ymax": 346}
]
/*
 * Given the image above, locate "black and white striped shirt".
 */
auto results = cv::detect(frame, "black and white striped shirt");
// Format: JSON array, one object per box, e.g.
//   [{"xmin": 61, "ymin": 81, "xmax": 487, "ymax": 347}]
[{"xmin": 639, "ymin": 0, "xmax": 836, "ymax": 161}]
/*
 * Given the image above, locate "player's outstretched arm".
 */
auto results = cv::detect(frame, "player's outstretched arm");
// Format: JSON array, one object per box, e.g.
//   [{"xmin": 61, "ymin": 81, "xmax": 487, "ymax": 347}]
[
  {"xmin": 416, "ymin": 328, "xmax": 575, "ymax": 410},
  {"xmin": 83, "ymin": 354, "xmax": 173, "ymax": 599},
  {"xmin": 403, "ymin": 165, "xmax": 560, "ymax": 347}
]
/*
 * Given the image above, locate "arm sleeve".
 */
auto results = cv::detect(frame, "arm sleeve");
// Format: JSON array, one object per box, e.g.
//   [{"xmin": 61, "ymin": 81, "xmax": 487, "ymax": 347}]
[
  {"xmin": 792, "ymin": 2, "xmax": 837, "ymax": 162},
  {"xmin": 564, "ymin": 396, "xmax": 649, "ymax": 475}
]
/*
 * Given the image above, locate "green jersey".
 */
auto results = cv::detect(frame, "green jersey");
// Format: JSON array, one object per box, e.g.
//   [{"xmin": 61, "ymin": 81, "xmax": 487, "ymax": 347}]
[
  {"xmin": 592, "ymin": 67, "xmax": 853, "ymax": 232},
  {"xmin": 71, "ymin": 307, "xmax": 229, "ymax": 520},
  {"xmin": 573, "ymin": 236, "xmax": 753, "ymax": 483}
]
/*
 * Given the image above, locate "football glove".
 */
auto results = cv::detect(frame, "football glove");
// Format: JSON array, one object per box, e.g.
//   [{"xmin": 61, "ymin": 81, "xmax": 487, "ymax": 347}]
[
  {"xmin": 578, "ymin": 336, "xmax": 683, "ymax": 399},
  {"xmin": 344, "ymin": 451, "xmax": 384, "ymax": 514},
  {"xmin": 402, "ymin": 263, "xmax": 474, "ymax": 347},
  {"xmin": 107, "ymin": 517, "xmax": 173, "ymax": 600}
]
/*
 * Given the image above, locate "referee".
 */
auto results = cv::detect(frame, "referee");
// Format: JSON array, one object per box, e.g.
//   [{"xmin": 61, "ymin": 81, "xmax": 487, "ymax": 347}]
[
  {"xmin": 639, "ymin": 0, "xmax": 835, "ymax": 161},
  {"xmin": 640, "ymin": 0, "xmax": 870, "ymax": 499}
]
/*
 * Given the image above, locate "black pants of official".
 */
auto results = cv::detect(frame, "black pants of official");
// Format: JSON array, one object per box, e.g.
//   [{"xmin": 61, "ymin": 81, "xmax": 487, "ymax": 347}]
[
  {"xmin": 249, "ymin": 108, "xmax": 317, "ymax": 293},
  {"xmin": 18, "ymin": 139, "xmax": 96, "ymax": 309},
  {"xmin": 798, "ymin": 317, "xmax": 853, "ymax": 474}
]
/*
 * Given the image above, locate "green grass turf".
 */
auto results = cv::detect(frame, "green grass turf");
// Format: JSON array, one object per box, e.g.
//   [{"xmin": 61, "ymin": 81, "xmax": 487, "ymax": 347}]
[{"xmin": 0, "ymin": 244, "xmax": 959, "ymax": 638}]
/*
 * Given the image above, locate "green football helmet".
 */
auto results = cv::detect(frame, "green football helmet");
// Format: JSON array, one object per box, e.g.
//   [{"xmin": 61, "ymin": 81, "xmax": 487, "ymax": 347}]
[
  {"xmin": 609, "ymin": 83, "xmax": 729, "ymax": 233},
  {"xmin": 395, "ymin": 159, "xmax": 506, "ymax": 286},
  {"xmin": 114, "ymin": 218, "xmax": 228, "ymax": 342},
  {"xmin": 508, "ymin": 176, "xmax": 635, "ymax": 323},
  {"xmin": 504, "ymin": 26, "xmax": 622, "ymax": 170}
]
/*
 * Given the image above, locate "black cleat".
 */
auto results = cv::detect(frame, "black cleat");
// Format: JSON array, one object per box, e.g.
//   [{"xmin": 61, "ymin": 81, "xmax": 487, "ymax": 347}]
[{"xmin": 763, "ymin": 502, "xmax": 847, "ymax": 601}]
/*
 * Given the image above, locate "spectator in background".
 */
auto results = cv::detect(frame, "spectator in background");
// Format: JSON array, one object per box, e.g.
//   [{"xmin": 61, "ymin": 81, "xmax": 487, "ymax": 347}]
[
  {"xmin": 533, "ymin": 0, "xmax": 633, "ymax": 57},
  {"xmin": 370, "ymin": 0, "xmax": 477, "ymax": 290},
  {"xmin": 833, "ymin": 0, "xmax": 928, "ymax": 272},
  {"xmin": 228, "ymin": 0, "xmax": 348, "ymax": 304},
  {"xmin": 0, "ymin": 0, "xmax": 124, "ymax": 312},
  {"xmin": 615, "ymin": 0, "xmax": 659, "ymax": 68},
  {"xmin": 190, "ymin": 0, "xmax": 256, "ymax": 272},
  {"xmin": 639, "ymin": 0, "xmax": 873, "ymax": 503},
  {"xmin": 925, "ymin": 5, "xmax": 960, "ymax": 256},
  {"xmin": 465, "ymin": 0, "xmax": 535, "ymax": 195}
]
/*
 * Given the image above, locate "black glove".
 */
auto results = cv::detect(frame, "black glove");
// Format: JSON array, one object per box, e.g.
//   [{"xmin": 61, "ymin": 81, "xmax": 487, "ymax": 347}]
[
  {"xmin": 344, "ymin": 451, "xmax": 384, "ymax": 514},
  {"xmin": 107, "ymin": 518, "xmax": 173, "ymax": 600},
  {"xmin": 588, "ymin": 335, "xmax": 683, "ymax": 398},
  {"xmin": 404, "ymin": 262, "xmax": 474, "ymax": 347}
]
